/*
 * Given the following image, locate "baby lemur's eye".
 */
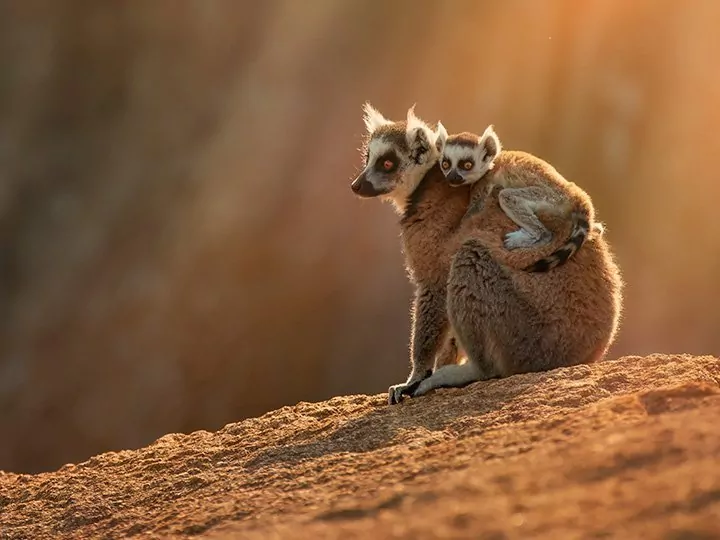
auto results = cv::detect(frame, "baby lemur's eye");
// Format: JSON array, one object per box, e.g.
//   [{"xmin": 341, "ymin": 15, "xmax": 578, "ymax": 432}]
[
  {"xmin": 461, "ymin": 160, "xmax": 474, "ymax": 171},
  {"xmin": 441, "ymin": 159, "xmax": 450, "ymax": 170},
  {"xmin": 383, "ymin": 159, "xmax": 394, "ymax": 171}
]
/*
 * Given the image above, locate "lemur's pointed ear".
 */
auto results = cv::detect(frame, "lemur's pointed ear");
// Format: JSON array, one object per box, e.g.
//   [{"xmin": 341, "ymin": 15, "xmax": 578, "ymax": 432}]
[
  {"xmin": 362, "ymin": 102, "xmax": 391, "ymax": 133},
  {"xmin": 405, "ymin": 104, "xmax": 424, "ymax": 132},
  {"xmin": 435, "ymin": 122, "xmax": 448, "ymax": 153},
  {"xmin": 479, "ymin": 124, "xmax": 502, "ymax": 162},
  {"xmin": 405, "ymin": 105, "xmax": 434, "ymax": 165}
]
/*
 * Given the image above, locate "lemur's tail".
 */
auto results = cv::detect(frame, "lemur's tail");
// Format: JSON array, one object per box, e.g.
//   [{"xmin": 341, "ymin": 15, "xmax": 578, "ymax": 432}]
[{"xmin": 523, "ymin": 210, "xmax": 593, "ymax": 272}]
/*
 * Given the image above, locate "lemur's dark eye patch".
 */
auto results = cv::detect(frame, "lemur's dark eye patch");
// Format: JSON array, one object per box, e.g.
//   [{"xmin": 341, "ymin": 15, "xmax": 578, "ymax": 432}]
[
  {"xmin": 460, "ymin": 159, "xmax": 474, "ymax": 171},
  {"xmin": 441, "ymin": 159, "xmax": 451, "ymax": 170},
  {"xmin": 374, "ymin": 151, "xmax": 399, "ymax": 173}
]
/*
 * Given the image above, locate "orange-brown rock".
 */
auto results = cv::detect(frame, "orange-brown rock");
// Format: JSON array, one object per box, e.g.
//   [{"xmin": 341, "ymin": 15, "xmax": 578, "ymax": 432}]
[{"xmin": 1, "ymin": 354, "xmax": 718, "ymax": 539}]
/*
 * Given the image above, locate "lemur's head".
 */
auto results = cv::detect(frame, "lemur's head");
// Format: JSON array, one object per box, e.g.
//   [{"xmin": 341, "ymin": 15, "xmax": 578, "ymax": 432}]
[
  {"xmin": 351, "ymin": 103, "xmax": 442, "ymax": 213},
  {"xmin": 435, "ymin": 124, "xmax": 502, "ymax": 187}
]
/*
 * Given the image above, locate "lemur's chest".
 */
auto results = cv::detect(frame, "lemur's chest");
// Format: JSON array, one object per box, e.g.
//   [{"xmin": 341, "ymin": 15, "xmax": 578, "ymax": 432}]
[{"xmin": 400, "ymin": 192, "xmax": 469, "ymax": 286}]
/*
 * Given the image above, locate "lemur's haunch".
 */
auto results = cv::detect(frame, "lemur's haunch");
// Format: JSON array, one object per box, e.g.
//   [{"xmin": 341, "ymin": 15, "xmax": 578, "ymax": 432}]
[
  {"xmin": 351, "ymin": 104, "xmax": 624, "ymax": 406},
  {"xmin": 436, "ymin": 124, "xmax": 602, "ymax": 272}
]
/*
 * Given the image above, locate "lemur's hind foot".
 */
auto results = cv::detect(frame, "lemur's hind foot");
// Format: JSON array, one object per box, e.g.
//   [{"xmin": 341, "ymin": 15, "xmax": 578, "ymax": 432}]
[
  {"xmin": 407, "ymin": 362, "xmax": 486, "ymax": 398},
  {"xmin": 503, "ymin": 228, "xmax": 552, "ymax": 250}
]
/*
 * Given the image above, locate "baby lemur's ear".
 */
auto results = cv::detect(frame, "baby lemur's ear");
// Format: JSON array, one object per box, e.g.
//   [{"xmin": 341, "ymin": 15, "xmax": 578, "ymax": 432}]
[
  {"xmin": 405, "ymin": 105, "xmax": 434, "ymax": 165},
  {"xmin": 435, "ymin": 121, "xmax": 448, "ymax": 154},
  {"xmin": 479, "ymin": 124, "xmax": 502, "ymax": 163}
]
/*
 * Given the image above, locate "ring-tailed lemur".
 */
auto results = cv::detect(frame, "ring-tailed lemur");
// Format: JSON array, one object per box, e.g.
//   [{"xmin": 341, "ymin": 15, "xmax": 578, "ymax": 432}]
[
  {"xmin": 351, "ymin": 103, "xmax": 623, "ymax": 405},
  {"xmin": 436, "ymin": 123, "xmax": 603, "ymax": 272}
]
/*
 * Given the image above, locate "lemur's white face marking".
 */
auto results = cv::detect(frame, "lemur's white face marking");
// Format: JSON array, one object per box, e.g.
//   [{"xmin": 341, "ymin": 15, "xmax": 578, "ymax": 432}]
[
  {"xmin": 436, "ymin": 124, "xmax": 502, "ymax": 187},
  {"xmin": 350, "ymin": 103, "xmax": 442, "ymax": 214}
]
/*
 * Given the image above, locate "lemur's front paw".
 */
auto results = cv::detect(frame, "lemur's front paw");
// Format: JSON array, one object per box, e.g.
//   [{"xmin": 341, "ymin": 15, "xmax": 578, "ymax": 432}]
[
  {"xmin": 388, "ymin": 370, "xmax": 432, "ymax": 405},
  {"xmin": 388, "ymin": 383, "xmax": 410, "ymax": 405},
  {"xmin": 388, "ymin": 380, "xmax": 422, "ymax": 405}
]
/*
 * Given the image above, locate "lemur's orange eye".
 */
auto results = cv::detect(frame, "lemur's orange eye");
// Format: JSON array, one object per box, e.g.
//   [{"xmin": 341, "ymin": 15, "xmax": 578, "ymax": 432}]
[
  {"xmin": 462, "ymin": 161, "xmax": 474, "ymax": 170},
  {"xmin": 441, "ymin": 159, "xmax": 450, "ymax": 170},
  {"xmin": 383, "ymin": 160, "xmax": 394, "ymax": 171}
]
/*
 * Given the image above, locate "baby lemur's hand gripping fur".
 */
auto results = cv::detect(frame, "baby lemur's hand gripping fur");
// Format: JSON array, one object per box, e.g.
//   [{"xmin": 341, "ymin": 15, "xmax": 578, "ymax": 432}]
[
  {"xmin": 350, "ymin": 104, "xmax": 623, "ymax": 405},
  {"xmin": 436, "ymin": 123, "xmax": 603, "ymax": 271}
]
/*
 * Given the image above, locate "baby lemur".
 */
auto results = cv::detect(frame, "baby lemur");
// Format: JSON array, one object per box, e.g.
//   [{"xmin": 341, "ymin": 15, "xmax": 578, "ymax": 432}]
[
  {"xmin": 351, "ymin": 103, "xmax": 623, "ymax": 405},
  {"xmin": 436, "ymin": 123, "xmax": 601, "ymax": 272}
]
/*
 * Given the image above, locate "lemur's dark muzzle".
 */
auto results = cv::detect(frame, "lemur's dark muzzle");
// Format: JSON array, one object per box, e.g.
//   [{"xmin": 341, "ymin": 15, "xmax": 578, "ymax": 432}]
[
  {"xmin": 351, "ymin": 172, "xmax": 381, "ymax": 197},
  {"xmin": 446, "ymin": 170, "xmax": 464, "ymax": 186}
]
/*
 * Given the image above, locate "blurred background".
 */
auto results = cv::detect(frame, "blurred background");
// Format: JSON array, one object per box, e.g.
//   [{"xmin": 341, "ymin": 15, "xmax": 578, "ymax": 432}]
[{"xmin": 1, "ymin": 0, "xmax": 718, "ymax": 474}]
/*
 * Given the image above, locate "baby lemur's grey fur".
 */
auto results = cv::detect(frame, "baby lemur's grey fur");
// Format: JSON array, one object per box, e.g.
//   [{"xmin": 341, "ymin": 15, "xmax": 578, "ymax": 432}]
[{"xmin": 350, "ymin": 104, "xmax": 623, "ymax": 405}]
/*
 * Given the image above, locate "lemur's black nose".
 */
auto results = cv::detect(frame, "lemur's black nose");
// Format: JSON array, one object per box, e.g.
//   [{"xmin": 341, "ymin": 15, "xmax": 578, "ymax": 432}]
[
  {"xmin": 447, "ymin": 170, "xmax": 463, "ymax": 185},
  {"xmin": 351, "ymin": 177, "xmax": 363, "ymax": 193}
]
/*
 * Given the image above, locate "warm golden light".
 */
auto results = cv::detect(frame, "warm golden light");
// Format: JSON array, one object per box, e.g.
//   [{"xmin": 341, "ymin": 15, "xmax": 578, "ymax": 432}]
[{"xmin": 0, "ymin": 0, "xmax": 718, "ymax": 474}]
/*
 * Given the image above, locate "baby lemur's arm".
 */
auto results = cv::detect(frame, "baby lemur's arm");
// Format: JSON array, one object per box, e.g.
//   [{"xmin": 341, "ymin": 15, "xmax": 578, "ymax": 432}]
[{"xmin": 388, "ymin": 285, "xmax": 449, "ymax": 405}]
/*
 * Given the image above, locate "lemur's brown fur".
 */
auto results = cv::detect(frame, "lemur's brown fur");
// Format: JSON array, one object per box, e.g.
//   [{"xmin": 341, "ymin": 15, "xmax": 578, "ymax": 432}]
[
  {"xmin": 401, "ymin": 169, "xmax": 616, "ymax": 378},
  {"xmin": 446, "ymin": 183, "xmax": 620, "ymax": 368},
  {"xmin": 350, "ymin": 104, "xmax": 623, "ymax": 405}
]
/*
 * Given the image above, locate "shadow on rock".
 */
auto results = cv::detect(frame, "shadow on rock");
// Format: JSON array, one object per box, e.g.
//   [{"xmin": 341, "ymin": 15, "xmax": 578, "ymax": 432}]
[{"xmin": 244, "ymin": 374, "xmax": 539, "ymax": 471}]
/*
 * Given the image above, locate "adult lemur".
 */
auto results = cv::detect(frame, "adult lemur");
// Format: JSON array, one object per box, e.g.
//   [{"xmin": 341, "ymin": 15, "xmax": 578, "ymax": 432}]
[{"xmin": 350, "ymin": 104, "xmax": 623, "ymax": 405}]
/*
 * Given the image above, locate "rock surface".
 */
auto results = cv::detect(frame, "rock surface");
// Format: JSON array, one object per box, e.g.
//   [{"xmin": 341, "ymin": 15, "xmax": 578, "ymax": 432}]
[{"xmin": 1, "ymin": 354, "xmax": 719, "ymax": 539}]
